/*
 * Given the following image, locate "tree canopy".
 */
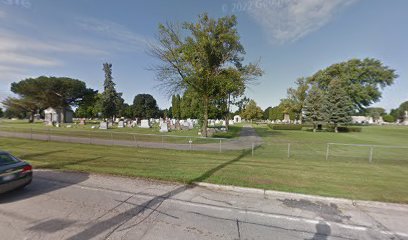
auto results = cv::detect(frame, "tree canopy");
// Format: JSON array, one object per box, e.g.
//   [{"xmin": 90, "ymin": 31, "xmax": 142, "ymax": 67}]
[
  {"xmin": 10, "ymin": 76, "xmax": 91, "ymax": 109},
  {"xmin": 150, "ymin": 13, "xmax": 262, "ymax": 136},
  {"xmin": 241, "ymin": 100, "xmax": 263, "ymax": 120},
  {"xmin": 133, "ymin": 94, "xmax": 159, "ymax": 119},
  {"xmin": 308, "ymin": 58, "xmax": 397, "ymax": 111}
]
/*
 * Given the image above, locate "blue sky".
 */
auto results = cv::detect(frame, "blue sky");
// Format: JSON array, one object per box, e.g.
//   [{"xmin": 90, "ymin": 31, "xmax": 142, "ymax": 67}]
[{"xmin": 0, "ymin": 0, "xmax": 407, "ymax": 111}]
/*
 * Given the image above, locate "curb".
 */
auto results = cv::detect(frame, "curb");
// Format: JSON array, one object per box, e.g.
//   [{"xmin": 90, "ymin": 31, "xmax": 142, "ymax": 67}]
[{"xmin": 194, "ymin": 182, "xmax": 408, "ymax": 208}]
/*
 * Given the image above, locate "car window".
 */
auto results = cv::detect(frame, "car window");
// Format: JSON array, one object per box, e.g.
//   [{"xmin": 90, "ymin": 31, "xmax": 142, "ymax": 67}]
[{"xmin": 0, "ymin": 153, "xmax": 19, "ymax": 166}]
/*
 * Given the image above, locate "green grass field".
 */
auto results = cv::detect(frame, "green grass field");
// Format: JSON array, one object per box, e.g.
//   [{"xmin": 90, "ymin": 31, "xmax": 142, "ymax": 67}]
[
  {"xmin": 1, "ymin": 124, "xmax": 407, "ymax": 203},
  {"xmin": 0, "ymin": 119, "xmax": 243, "ymax": 144}
]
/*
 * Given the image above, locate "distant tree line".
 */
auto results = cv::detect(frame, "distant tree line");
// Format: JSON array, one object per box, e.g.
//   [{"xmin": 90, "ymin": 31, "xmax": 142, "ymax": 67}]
[
  {"xmin": 1, "ymin": 63, "xmax": 167, "ymax": 122},
  {"xmin": 263, "ymin": 58, "xmax": 398, "ymax": 132}
]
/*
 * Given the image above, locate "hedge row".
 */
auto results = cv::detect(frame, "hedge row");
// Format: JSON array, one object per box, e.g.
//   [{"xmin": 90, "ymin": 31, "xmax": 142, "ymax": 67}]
[
  {"xmin": 334, "ymin": 126, "xmax": 363, "ymax": 132},
  {"xmin": 268, "ymin": 124, "xmax": 303, "ymax": 130}
]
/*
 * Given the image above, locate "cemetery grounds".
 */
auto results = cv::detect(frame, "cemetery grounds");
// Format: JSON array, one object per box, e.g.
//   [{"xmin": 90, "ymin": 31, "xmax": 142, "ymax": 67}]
[{"xmin": 0, "ymin": 120, "xmax": 407, "ymax": 203}]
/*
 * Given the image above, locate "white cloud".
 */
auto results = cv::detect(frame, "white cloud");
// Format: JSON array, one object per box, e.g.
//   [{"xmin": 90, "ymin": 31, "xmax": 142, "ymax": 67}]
[
  {"xmin": 0, "ymin": 29, "xmax": 107, "ymax": 55},
  {"xmin": 247, "ymin": 0, "xmax": 357, "ymax": 44},
  {"xmin": 76, "ymin": 17, "xmax": 150, "ymax": 52}
]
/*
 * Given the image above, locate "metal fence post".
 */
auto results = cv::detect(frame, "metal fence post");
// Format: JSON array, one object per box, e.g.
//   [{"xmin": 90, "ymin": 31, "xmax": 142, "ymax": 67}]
[
  {"xmin": 30, "ymin": 128, "xmax": 33, "ymax": 140},
  {"xmin": 288, "ymin": 143, "xmax": 291, "ymax": 158},
  {"xmin": 326, "ymin": 144, "xmax": 330, "ymax": 161},
  {"xmin": 219, "ymin": 139, "xmax": 222, "ymax": 153},
  {"xmin": 111, "ymin": 132, "xmax": 114, "ymax": 146},
  {"xmin": 133, "ymin": 134, "xmax": 137, "ymax": 147},
  {"xmin": 48, "ymin": 128, "xmax": 50, "ymax": 141},
  {"xmin": 89, "ymin": 132, "xmax": 92, "ymax": 144},
  {"xmin": 369, "ymin": 147, "xmax": 373, "ymax": 163},
  {"xmin": 252, "ymin": 143, "xmax": 254, "ymax": 157},
  {"xmin": 162, "ymin": 136, "xmax": 164, "ymax": 148}
]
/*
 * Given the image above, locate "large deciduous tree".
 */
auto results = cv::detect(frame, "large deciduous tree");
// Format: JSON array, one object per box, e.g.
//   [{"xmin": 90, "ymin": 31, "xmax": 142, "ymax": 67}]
[
  {"xmin": 241, "ymin": 99, "xmax": 263, "ymax": 121},
  {"xmin": 6, "ymin": 76, "xmax": 92, "ymax": 122},
  {"xmin": 133, "ymin": 94, "xmax": 159, "ymax": 119},
  {"xmin": 308, "ymin": 58, "xmax": 397, "ymax": 111},
  {"xmin": 280, "ymin": 77, "xmax": 309, "ymax": 121},
  {"xmin": 150, "ymin": 13, "xmax": 262, "ymax": 136}
]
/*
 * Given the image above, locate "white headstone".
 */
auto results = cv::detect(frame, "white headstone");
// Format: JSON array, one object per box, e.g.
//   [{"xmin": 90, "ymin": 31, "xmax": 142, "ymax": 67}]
[
  {"xmin": 160, "ymin": 123, "xmax": 168, "ymax": 132},
  {"xmin": 228, "ymin": 120, "xmax": 234, "ymax": 125},
  {"xmin": 233, "ymin": 115, "xmax": 242, "ymax": 123},
  {"xmin": 283, "ymin": 114, "xmax": 290, "ymax": 123},
  {"xmin": 403, "ymin": 111, "xmax": 408, "ymax": 125},
  {"xmin": 99, "ymin": 122, "xmax": 108, "ymax": 130},
  {"xmin": 140, "ymin": 119, "xmax": 150, "ymax": 128},
  {"xmin": 118, "ymin": 120, "xmax": 125, "ymax": 128}
]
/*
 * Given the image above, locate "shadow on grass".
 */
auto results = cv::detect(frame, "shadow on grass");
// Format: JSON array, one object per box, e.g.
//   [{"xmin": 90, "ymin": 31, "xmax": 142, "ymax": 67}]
[{"xmin": 66, "ymin": 146, "xmax": 261, "ymax": 240}]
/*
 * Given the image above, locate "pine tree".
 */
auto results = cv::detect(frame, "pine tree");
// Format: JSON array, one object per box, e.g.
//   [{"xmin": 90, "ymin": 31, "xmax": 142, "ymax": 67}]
[
  {"xmin": 101, "ymin": 63, "xmax": 121, "ymax": 121},
  {"xmin": 303, "ymin": 84, "xmax": 325, "ymax": 132},
  {"xmin": 323, "ymin": 80, "xmax": 354, "ymax": 133}
]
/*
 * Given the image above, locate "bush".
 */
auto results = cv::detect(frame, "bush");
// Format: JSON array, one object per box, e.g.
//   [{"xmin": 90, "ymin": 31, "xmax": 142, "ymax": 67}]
[
  {"xmin": 383, "ymin": 114, "xmax": 395, "ymax": 123},
  {"xmin": 268, "ymin": 124, "xmax": 303, "ymax": 130},
  {"xmin": 335, "ymin": 126, "xmax": 362, "ymax": 133}
]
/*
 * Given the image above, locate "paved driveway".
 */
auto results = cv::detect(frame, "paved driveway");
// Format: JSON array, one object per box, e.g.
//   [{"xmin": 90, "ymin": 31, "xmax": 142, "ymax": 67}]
[{"xmin": 0, "ymin": 170, "xmax": 407, "ymax": 240}]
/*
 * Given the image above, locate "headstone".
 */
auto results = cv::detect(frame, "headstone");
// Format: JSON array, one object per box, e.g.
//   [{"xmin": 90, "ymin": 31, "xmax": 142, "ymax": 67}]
[
  {"xmin": 228, "ymin": 120, "xmax": 234, "ymax": 125},
  {"xmin": 99, "ymin": 121, "xmax": 108, "ymax": 130},
  {"xmin": 215, "ymin": 119, "xmax": 220, "ymax": 125},
  {"xmin": 79, "ymin": 119, "xmax": 86, "ymax": 125},
  {"xmin": 159, "ymin": 123, "xmax": 169, "ymax": 132},
  {"xmin": 175, "ymin": 122, "xmax": 181, "ymax": 130},
  {"xmin": 108, "ymin": 121, "xmax": 113, "ymax": 128},
  {"xmin": 140, "ymin": 119, "xmax": 150, "ymax": 128},
  {"xmin": 118, "ymin": 120, "xmax": 125, "ymax": 128},
  {"xmin": 283, "ymin": 114, "xmax": 290, "ymax": 123},
  {"xmin": 403, "ymin": 111, "xmax": 408, "ymax": 125},
  {"xmin": 233, "ymin": 115, "xmax": 242, "ymax": 123}
]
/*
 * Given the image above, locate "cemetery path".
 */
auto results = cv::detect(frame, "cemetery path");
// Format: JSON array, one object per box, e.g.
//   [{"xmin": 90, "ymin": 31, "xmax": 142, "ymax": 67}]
[{"xmin": 0, "ymin": 125, "xmax": 262, "ymax": 152}]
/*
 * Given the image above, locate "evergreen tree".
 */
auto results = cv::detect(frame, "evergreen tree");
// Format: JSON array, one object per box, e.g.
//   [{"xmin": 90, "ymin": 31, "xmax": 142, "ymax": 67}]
[
  {"xmin": 323, "ymin": 80, "xmax": 354, "ymax": 133},
  {"xmin": 303, "ymin": 84, "xmax": 325, "ymax": 132},
  {"xmin": 100, "ymin": 63, "xmax": 121, "ymax": 121}
]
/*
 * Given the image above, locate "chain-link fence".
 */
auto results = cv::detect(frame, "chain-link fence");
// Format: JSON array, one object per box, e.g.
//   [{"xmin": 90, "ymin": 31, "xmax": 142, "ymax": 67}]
[
  {"xmin": 0, "ymin": 126, "xmax": 234, "ymax": 152},
  {"xmin": 250, "ymin": 142, "xmax": 408, "ymax": 164}
]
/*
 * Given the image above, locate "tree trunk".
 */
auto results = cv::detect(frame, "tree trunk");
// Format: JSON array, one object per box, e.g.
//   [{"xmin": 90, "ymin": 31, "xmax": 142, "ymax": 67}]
[
  {"xmin": 28, "ymin": 111, "xmax": 34, "ymax": 123},
  {"xmin": 225, "ymin": 95, "xmax": 230, "ymax": 131},
  {"xmin": 313, "ymin": 123, "xmax": 316, "ymax": 132},
  {"xmin": 202, "ymin": 95, "xmax": 209, "ymax": 137}
]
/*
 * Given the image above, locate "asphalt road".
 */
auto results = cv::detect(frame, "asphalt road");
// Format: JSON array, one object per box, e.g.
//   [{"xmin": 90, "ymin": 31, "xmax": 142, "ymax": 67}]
[{"xmin": 0, "ymin": 170, "xmax": 407, "ymax": 240}]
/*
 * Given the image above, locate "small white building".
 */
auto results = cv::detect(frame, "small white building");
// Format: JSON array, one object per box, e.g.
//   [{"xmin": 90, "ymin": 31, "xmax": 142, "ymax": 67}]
[
  {"xmin": 44, "ymin": 107, "xmax": 73, "ymax": 125},
  {"xmin": 233, "ymin": 115, "xmax": 242, "ymax": 123}
]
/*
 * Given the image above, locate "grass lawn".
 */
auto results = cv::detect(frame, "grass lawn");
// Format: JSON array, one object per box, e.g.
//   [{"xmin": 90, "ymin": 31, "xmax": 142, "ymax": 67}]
[
  {"xmin": 1, "ymin": 125, "xmax": 408, "ymax": 203},
  {"xmin": 0, "ymin": 119, "xmax": 243, "ymax": 144}
]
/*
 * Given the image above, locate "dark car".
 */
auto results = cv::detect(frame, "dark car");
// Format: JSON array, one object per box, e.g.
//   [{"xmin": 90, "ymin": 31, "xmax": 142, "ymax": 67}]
[{"xmin": 0, "ymin": 151, "xmax": 32, "ymax": 194}]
